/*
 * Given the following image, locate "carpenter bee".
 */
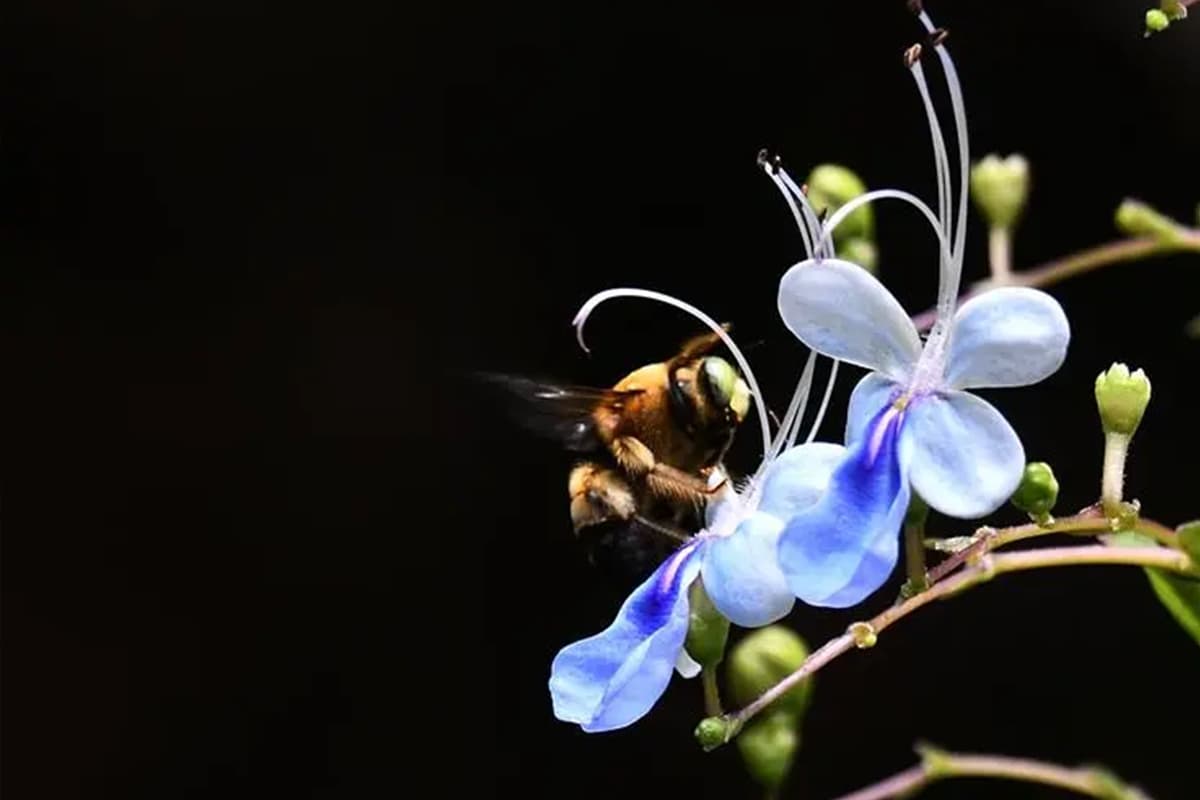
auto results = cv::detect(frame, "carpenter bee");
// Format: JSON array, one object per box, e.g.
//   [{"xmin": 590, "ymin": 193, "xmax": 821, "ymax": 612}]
[{"xmin": 480, "ymin": 328, "xmax": 752, "ymax": 584}]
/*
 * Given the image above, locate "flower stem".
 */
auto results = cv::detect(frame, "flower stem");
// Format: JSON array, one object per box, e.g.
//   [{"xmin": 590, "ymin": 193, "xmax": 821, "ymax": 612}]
[
  {"xmin": 702, "ymin": 669, "xmax": 723, "ymax": 717},
  {"xmin": 912, "ymin": 232, "xmax": 1200, "ymax": 331},
  {"xmin": 712, "ymin": 541, "xmax": 1192, "ymax": 741},
  {"xmin": 902, "ymin": 497, "xmax": 930, "ymax": 595},
  {"xmin": 988, "ymin": 226, "xmax": 1012, "ymax": 283},
  {"xmin": 1101, "ymin": 432, "xmax": 1130, "ymax": 517},
  {"xmin": 832, "ymin": 745, "xmax": 1149, "ymax": 800}
]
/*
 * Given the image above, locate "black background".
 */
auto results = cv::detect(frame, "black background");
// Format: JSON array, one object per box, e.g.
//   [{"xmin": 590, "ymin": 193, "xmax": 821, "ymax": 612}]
[{"xmin": 3, "ymin": 1, "xmax": 1200, "ymax": 798}]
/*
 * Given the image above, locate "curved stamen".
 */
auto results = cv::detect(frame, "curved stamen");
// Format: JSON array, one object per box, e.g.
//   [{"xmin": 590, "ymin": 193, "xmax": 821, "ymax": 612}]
[
  {"xmin": 758, "ymin": 154, "xmax": 821, "ymax": 259},
  {"xmin": 918, "ymin": 10, "xmax": 971, "ymax": 319},
  {"xmin": 908, "ymin": 58, "xmax": 953, "ymax": 267},
  {"xmin": 573, "ymin": 288, "xmax": 773, "ymax": 457},
  {"xmin": 816, "ymin": 189, "xmax": 953, "ymax": 268},
  {"xmin": 763, "ymin": 349, "xmax": 818, "ymax": 469},
  {"xmin": 804, "ymin": 358, "xmax": 840, "ymax": 445},
  {"xmin": 776, "ymin": 170, "xmax": 828, "ymax": 258}
]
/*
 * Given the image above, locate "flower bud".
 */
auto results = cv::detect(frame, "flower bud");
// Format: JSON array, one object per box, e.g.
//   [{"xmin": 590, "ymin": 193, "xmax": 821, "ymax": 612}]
[
  {"xmin": 728, "ymin": 626, "xmax": 812, "ymax": 719},
  {"xmin": 737, "ymin": 712, "xmax": 799, "ymax": 789},
  {"xmin": 806, "ymin": 164, "xmax": 873, "ymax": 242},
  {"xmin": 1162, "ymin": 0, "xmax": 1188, "ymax": 21},
  {"xmin": 685, "ymin": 579, "xmax": 730, "ymax": 670},
  {"xmin": 1115, "ymin": 198, "xmax": 1185, "ymax": 243},
  {"xmin": 694, "ymin": 716, "xmax": 733, "ymax": 751},
  {"xmin": 839, "ymin": 236, "xmax": 879, "ymax": 274},
  {"xmin": 1010, "ymin": 462, "xmax": 1059, "ymax": 523},
  {"xmin": 1145, "ymin": 8, "xmax": 1171, "ymax": 34},
  {"xmin": 969, "ymin": 154, "xmax": 1030, "ymax": 230},
  {"xmin": 1094, "ymin": 363, "xmax": 1152, "ymax": 437}
]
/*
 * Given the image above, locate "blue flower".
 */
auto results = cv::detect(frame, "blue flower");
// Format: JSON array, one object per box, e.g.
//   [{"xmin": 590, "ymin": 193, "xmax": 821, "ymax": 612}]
[
  {"xmin": 549, "ymin": 289, "xmax": 847, "ymax": 732},
  {"xmin": 770, "ymin": 14, "xmax": 1071, "ymax": 608}
]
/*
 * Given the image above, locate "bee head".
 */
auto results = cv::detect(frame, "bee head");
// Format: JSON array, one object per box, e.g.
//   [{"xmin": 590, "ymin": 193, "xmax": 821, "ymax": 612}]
[{"xmin": 699, "ymin": 356, "xmax": 751, "ymax": 425}]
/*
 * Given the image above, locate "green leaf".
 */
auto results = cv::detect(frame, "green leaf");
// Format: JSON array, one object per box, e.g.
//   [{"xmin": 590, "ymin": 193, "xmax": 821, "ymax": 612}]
[
  {"xmin": 1176, "ymin": 520, "xmax": 1200, "ymax": 562},
  {"xmin": 1105, "ymin": 531, "xmax": 1200, "ymax": 647},
  {"xmin": 1145, "ymin": 569, "xmax": 1200, "ymax": 647}
]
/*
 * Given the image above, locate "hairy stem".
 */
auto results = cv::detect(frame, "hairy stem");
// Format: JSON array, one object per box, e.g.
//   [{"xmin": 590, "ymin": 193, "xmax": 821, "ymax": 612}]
[
  {"xmin": 714, "ymin": 540, "xmax": 1192, "ymax": 740},
  {"xmin": 833, "ymin": 746, "xmax": 1148, "ymax": 800},
  {"xmin": 925, "ymin": 506, "xmax": 1175, "ymax": 584},
  {"xmin": 912, "ymin": 232, "xmax": 1200, "ymax": 331}
]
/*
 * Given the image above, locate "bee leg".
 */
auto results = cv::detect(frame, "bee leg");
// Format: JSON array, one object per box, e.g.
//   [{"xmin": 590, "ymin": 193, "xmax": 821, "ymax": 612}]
[
  {"xmin": 610, "ymin": 436, "xmax": 727, "ymax": 503},
  {"xmin": 568, "ymin": 462, "xmax": 636, "ymax": 531},
  {"xmin": 568, "ymin": 463, "xmax": 692, "ymax": 545}
]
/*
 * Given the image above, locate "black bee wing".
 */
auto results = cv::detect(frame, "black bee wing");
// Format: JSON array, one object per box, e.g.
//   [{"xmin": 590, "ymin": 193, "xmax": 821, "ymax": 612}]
[{"xmin": 472, "ymin": 372, "xmax": 643, "ymax": 452}]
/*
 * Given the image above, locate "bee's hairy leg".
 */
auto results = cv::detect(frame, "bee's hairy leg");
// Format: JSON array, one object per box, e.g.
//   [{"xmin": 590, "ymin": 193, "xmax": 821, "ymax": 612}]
[
  {"xmin": 568, "ymin": 462, "xmax": 637, "ymax": 531},
  {"xmin": 610, "ymin": 435, "xmax": 727, "ymax": 502}
]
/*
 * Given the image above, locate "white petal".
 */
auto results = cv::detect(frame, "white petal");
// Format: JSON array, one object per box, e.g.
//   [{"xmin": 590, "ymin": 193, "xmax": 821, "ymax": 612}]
[
  {"xmin": 845, "ymin": 372, "xmax": 902, "ymax": 447},
  {"xmin": 778, "ymin": 259, "xmax": 921, "ymax": 382},
  {"xmin": 902, "ymin": 390, "xmax": 1025, "ymax": 519},
  {"xmin": 674, "ymin": 648, "xmax": 702, "ymax": 679},
  {"xmin": 944, "ymin": 287, "xmax": 1070, "ymax": 390}
]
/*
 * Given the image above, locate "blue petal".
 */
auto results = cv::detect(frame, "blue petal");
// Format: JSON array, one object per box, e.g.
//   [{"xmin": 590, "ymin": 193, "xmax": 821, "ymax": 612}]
[
  {"xmin": 702, "ymin": 514, "xmax": 793, "ymax": 628},
  {"xmin": 702, "ymin": 443, "xmax": 846, "ymax": 626},
  {"xmin": 776, "ymin": 403, "xmax": 910, "ymax": 608},
  {"xmin": 845, "ymin": 372, "xmax": 902, "ymax": 447},
  {"xmin": 549, "ymin": 543, "xmax": 703, "ymax": 732},
  {"xmin": 944, "ymin": 287, "xmax": 1070, "ymax": 390},
  {"xmin": 779, "ymin": 259, "xmax": 922, "ymax": 382},
  {"xmin": 902, "ymin": 390, "xmax": 1025, "ymax": 519}
]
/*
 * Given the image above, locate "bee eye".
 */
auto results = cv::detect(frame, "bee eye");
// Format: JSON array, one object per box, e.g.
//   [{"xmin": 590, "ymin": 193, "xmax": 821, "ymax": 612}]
[{"xmin": 702, "ymin": 357, "xmax": 751, "ymax": 422}]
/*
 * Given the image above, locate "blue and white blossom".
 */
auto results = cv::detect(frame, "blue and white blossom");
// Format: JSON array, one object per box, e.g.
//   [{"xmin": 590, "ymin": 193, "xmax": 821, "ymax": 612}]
[
  {"xmin": 771, "ymin": 12, "xmax": 1071, "ymax": 608},
  {"xmin": 550, "ymin": 176, "xmax": 848, "ymax": 731}
]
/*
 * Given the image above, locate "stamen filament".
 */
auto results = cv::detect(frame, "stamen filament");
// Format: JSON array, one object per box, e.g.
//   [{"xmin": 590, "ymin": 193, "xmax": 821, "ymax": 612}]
[
  {"xmin": 777, "ymin": 169, "xmax": 829, "ymax": 257},
  {"xmin": 573, "ymin": 288, "xmax": 773, "ymax": 457},
  {"xmin": 754, "ymin": 350, "xmax": 818, "ymax": 484},
  {"xmin": 804, "ymin": 358, "xmax": 840, "ymax": 446},
  {"xmin": 817, "ymin": 189, "xmax": 953, "ymax": 268},
  {"xmin": 908, "ymin": 59, "xmax": 953, "ymax": 272}
]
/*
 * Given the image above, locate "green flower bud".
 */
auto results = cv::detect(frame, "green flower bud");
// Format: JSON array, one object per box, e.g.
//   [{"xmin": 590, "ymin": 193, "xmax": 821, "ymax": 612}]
[
  {"xmin": 1114, "ymin": 198, "xmax": 1185, "ymax": 243},
  {"xmin": 728, "ymin": 626, "xmax": 812, "ymax": 719},
  {"xmin": 969, "ymin": 154, "xmax": 1030, "ymax": 230},
  {"xmin": 737, "ymin": 712, "xmax": 799, "ymax": 789},
  {"xmin": 1094, "ymin": 363, "xmax": 1152, "ymax": 437},
  {"xmin": 1010, "ymin": 462, "xmax": 1059, "ymax": 523},
  {"xmin": 839, "ymin": 236, "xmax": 879, "ymax": 274},
  {"xmin": 685, "ymin": 579, "xmax": 730, "ymax": 670},
  {"xmin": 1161, "ymin": 0, "xmax": 1188, "ymax": 21},
  {"xmin": 806, "ymin": 164, "xmax": 873, "ymax": 242},
  {"xmin": 1145, "ymin": 8, "xmax": 1171, "ymax": 33},
  {"xmin": 694, "ymin": 716, "xmax": 733, "ymax": 751}
]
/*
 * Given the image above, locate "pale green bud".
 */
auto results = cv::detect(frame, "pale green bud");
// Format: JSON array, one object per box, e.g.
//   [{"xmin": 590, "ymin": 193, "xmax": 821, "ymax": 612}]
[
  {"xmin": 728, "ymin": 626, "xmax": 812, "ymax": 719},
  {"xmin": 1114, "ymin": 198, "xmax": 1185, "ymax": 243},
  {"xmin": 969, "ymin": 154, "xmax": 1030, "ymax": 230},
  {"xmin": 1145, "ymin": 8, "xmax": 1171, "ymax": 33},
  {"xmin": 1161, "ymin": 1, "xmax": 1188, "ymax": 21},
  {"xmin": 839, "ymin": 236, "xmax": 878, "ymax": 274},
  {"xmin": 1010, "ymin": 462, "xmax": 1059, "ymax": 522},
  {"xmin": 806, "ymin": 164, "xmax": 873, "ymax": 242},
  {"xmin": 685, "ymin": 579, "xmax": 730, "ymax": 670},
  {"xmin": 1095, "ymin": 363, "xmax": 1151, "ymax": 436},
  {"xmin": 737, "ymin": 712, "xmax": 799, "ymax": 789}
]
